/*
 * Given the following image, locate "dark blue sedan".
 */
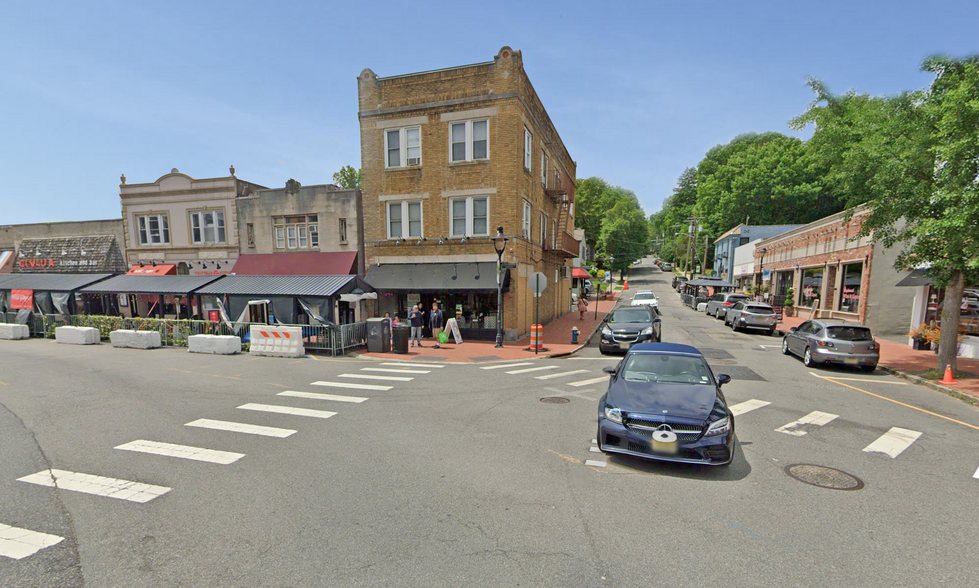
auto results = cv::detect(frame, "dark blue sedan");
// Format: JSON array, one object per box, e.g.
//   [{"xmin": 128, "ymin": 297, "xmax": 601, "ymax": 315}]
[{"xmin": 597, "ymin": 343, "xmax": 735, "ymax": 466}]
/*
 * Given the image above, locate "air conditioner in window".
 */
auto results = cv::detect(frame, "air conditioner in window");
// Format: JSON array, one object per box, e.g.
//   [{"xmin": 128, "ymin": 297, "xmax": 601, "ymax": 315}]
[{"xmin": 407, "ymin": 157, "xmax": 420, "ymax": 166}]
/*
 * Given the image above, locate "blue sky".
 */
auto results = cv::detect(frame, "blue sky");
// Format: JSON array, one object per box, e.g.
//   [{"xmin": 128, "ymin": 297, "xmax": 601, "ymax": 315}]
[{"xmin": 2, "ymin": 0, "xmax": 977, "ymax": 225}]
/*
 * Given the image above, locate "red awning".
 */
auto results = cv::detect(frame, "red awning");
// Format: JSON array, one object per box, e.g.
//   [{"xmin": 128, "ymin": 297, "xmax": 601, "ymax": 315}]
[
  {"xmin": 233, "ymin": 252, "xmax": 358, "ymax": 276},
  {"xmin": 572, "ymin": 267, "xmax": 590, "ymax": 279},
  {"xmin": 127, "ymin": 264, "xmax": 177, "ymax": 276}
]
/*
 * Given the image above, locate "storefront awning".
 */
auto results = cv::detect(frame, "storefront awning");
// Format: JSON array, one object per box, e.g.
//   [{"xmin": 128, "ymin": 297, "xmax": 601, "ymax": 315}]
[
  {"xmin": 127, "ymin": 264, "xmax": 177, "ymax": 276},
  {"xmin": 196, "ymin": 275, "xmax": 367, "ymax": 297},
  {"xmin": 233, "ymin": 252, "xmax": 358, "ymax": 276},
  {"xmin": 80, "ymin": 275, "xmax": 223, "ymax": 295},
  {"xmin": 896, "ymin": 269, "xmax": 933, "ymax": 287},
  {"xmin": 365, "ymin": 263, "xmax": 510, "ymax": 292},
  {"xmin": 571, "ymin": 267, "xmax": 590, "ymax": 279},
  {"xmin": 0, "ymin": 273, "xmax": 113, "ymax": 292}
]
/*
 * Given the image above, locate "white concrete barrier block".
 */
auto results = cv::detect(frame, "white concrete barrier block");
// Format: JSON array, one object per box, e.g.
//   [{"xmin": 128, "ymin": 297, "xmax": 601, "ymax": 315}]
[
  {"xmin": 188, "ymin": 334, "xmax": 241, "ymax": 355},
  {"xmin": 697, "ymin": 302, "xmax": 708, "ymax": 312},
  {"xmin": 55, "ymin": 326, "xmax": 100, "ymax": 345},
  {"xmin": 249, "ymin": 325, "xmax": 304, "ymax": 358},
  {"xmin": 110, "ymin": 329, "xmax": 162, "ymax": 349},
  {"xmin": 0, "ymin": 324, "xmax": 30, "ymax": 340}
]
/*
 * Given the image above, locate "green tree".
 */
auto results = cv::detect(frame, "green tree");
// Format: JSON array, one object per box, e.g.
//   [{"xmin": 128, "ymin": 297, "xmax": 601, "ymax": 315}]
[
  {"xmin": 574, "ymin": 177, "xmax": 611, "ymax": 250},
  {"xmin": 596, "ymin": 199, "xmax": 649, "ymax": 274},
  {"xmin": 332, "ymin": 165, "xmax": 362, "ymax": 190}
]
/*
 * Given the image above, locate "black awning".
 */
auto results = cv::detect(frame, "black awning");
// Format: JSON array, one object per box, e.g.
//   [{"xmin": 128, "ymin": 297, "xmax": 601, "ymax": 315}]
[
  {"xmin": 80, "ymin": 274, "xmax": 224, "ymax": 295},
  {"xmin": 365, "ymin": 262, "xmax": 509, "ymax": 292},
  {"xmin": 895, "ymin": 269, "xmax": 933, "ymax": 287}
]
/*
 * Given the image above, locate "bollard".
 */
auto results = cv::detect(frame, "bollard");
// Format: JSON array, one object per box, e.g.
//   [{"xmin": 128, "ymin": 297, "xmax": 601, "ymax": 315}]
[
  {"xmin": 530, "ymin": 324, "xmax": 543, "ymax": 352},
  {"xmin": 571, "ymin": 326, "xmax": 579, "ymax": 345}
]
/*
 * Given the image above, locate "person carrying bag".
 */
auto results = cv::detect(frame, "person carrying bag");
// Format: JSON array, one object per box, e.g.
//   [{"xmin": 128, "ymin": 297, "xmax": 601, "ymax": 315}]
[{"xmin": 430, "ymin": 302, "xmax": 445, "ymax": 349}]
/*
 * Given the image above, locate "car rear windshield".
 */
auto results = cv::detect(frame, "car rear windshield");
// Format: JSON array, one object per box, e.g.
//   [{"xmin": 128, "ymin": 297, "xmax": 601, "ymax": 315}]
[
  {"xmin": 727, "ymin": 295, "xmax": 748, "ymax": 301},
  {"xmin": 634, "ymin": 293, "xmax": 656, "ymax": 300},
  {"xmin": 826, "ymin": 326, "xmax": 873, "ymax": 341},
  {"xmin": 609, "ymin": 309, "xmax": 651, "ymax": 323},
  {"xmin": 621, "ymin": 353, "xmax": 713, "ymax": 384},
  {"xmin": 746, "ymin": 306, "xmax": 774, "ymax": 315}
]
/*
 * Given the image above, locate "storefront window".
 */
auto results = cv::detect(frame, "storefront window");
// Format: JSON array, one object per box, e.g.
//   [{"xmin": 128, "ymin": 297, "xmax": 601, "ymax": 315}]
[
  {"xmin": 775, "ymin": 271, "xmax": 792, "ymax": 297},
  {"xmin": 839, "ymin": 263, "xmax": 863, "ymax": 313},
  {"xmin": 801, "ymin": 268, "xmax": 823, "ymax": 307}
]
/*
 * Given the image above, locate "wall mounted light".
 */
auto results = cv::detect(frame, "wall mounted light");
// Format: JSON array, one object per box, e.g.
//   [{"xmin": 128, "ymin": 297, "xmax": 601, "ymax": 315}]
[{"xmin": 438, "ymin": 237, "xmax": 444, "ymax": 246}]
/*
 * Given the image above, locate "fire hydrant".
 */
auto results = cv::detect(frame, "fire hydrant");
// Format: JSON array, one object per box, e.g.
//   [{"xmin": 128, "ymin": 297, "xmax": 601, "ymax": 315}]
[{"xmin": 571, "ymin": 326, "xmax": 580, "ymax": 344}]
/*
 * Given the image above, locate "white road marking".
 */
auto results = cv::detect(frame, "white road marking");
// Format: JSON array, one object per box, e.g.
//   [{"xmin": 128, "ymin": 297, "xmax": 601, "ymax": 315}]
[
  {"xmin": 17, "ymin": 469, "xmax": 170, "ymax": 503},
  {"xmin": 115, "ymin": 440, "xmax": 244, "ymax": 464},
  {"xmin": 506, "ymin": 366, "xmax": 560, "ymax": 375},
  {"xmin": 339, "ymin": 374, "xmax": 413, "ymax": 382},
  {"xmin": 480, "ymin": 362, "xmax": 533, "ymax": 370},
  {"xmin": 535, "ymin": 370, "xmax": 590, "ymax": 380},
  {"xmin": 821, "ymin": 376, "xmax": 908, "ymax": 386},
  {"xmin": 776, "ymin": 411, "xmax": 839, "ymax": 436},
  {"xmin": 589, "ymin": 446, "xmax": 602, "ymax": 453},
  {"xmin": 729, "ymin": 399, "xmax": 772, "ymax": 416},
  {"xmin": 185, "ymin": 418, "xmax": 296, "ymax": 438},
  {"xmin": 591, "ymin": 439, "xmax": 598, "ymax": 444},
  {"xmin": 862, "ymin": 427, "xmax": 922, "ymax": 458},
  {"xmin": 381, "ymin": 362, "xmax": 444, "ymax": 368},
  {"xmin": 311, "ymin": 381, "xmax": 392, "ymax": 391},
  {"xmin": 974, "ymin": 465, "xmax": 979, "ymax": 480},
  {"xmin": 362, "ymin": 368, "xmax": 430, "ymax": 374},
  {"xmin": 584, "ymin": 460, "xmax": 607, "ymax": 468},
  {"xmin": 0, "ymin": 524, "xmax": 64, "ymax": 560},
  {"xmin": 544, "ymin": 387, "xmax": 597, "ymax": 401},
  {"xmin": 279, "ymin": 391, "xmax": 368, "ymax": 403},
  {"xmin": 568, "ymin": 376, "xmax": 609, "ymax": 387},
  {"xmin": 237, "ymin": 403, "xmax": 336, "ymax": 419}
]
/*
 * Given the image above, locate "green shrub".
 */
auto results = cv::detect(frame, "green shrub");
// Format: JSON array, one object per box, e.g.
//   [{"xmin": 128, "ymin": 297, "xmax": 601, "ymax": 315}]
[{"xmin": 784, "ymin": 286, "xmax": 795, "ymax": 307}]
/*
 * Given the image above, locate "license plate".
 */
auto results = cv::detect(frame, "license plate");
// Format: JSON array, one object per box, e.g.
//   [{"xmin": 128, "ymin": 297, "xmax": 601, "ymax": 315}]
[
  {"xmin": 652, "ymin": 440, "xmax": 678, "ymax": 455},
  {"xmin": 619, "ymin": 343, "xmax": 631, "ymax": 350},
  {"xmin": 844, "ymin": 358, "xmax": 859, "ymax": 365}
]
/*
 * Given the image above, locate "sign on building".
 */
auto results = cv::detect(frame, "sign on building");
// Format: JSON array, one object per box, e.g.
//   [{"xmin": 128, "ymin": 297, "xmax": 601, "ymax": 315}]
[{"xmin": 11, "ymin": 289, "xmax": 34, "ymax": 310}]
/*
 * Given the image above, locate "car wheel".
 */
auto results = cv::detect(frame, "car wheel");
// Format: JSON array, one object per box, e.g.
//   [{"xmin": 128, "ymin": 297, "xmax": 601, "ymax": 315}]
[
  {"xmin": 803, "ymin": 347, "xmax": 815, "ymax": 367},
  {"xmin": 731, "ymin": 319, "xmax": 739, "ymax": 332},
  {"xmin": 862, "ymin": 364, "xmax": 877, "ymax": 373},
  {"xmin": 781, "ymin": 338, "xmax": 791, "ymax": 355},
  {"xmin": 767, "ymin": 329, "xmax": 776, "ymax": 337},
  {"xmin": 599, "ymin": 346, "xmax": 608, "ymax": 356}
]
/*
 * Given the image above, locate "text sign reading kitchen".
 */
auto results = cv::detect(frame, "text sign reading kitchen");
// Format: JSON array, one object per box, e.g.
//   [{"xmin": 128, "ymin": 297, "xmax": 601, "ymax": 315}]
[
  {"xmin": 11, "ymin": 289, "xmax": 34, "ymax": 310},
  {"xmin": 17, "ymin": 258, "xmax": 105, "ymax": 270}
]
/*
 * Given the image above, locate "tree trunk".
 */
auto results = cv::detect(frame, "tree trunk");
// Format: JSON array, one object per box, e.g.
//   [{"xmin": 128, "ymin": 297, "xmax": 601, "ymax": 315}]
[{"xmin": 937, "ymin": 270, "xmax": 965, "ymax": 374}]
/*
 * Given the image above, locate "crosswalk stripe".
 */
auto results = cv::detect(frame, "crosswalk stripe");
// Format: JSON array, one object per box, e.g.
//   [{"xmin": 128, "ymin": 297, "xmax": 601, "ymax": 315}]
[
  {"xmin": 776, "ymin": 411, "xmax": 839, "ymax": 436},
  {"xmin": 584, "ymin": 460, "xmax": 606, "ymax": 468},
  {"xmin": 480, "ymin": 362, "xmax": 532, "ymax": 370},
  {"xmin": 279, "ymin": 391, "xmax": 368, "ymax": 403},
  {"xmin": 729, "ymin": 399, "xmax": 771, "ymax": 417},
  {"xmin": 0, "ymin": 523, "xmax": 64, "ymax": 560},
  {"xmin": 589, "ymin": 446, "xmax": 602, "ymax": 453},
  {"xmin": 115, "ymin": 440, "xmax": 244, "ymax": 464},
  {"xmin": 362, "ymin": 368, "xmax": 430, "ymax": 374},
  {"xmin": 17, "ymin": 469, "xmax": 171, "ymax": 503},
  {"xmin": 186, "ymin": 418, "xmax": 296, "ymax": 438},
  {"xmin": 534, "ymin": 369, "xmax": 591, "ymax": 380},
  {"xmin": 339, "ymin": 373, "xmax": 413, "ymax": 382},
  {"xmin": 974, "ymin": 465, "xmax": 979, "ymax": 480},
  {"xmin": 862, "ymin": 427, "xmax": 922, "ymax": 458},
  {"xmin": 381, "ymin": 362, "xmax": 445, "ymax": 368},
  {"xmin": 311, "ymin": 381, "xmax": 392, "ymax": 391},
  {"xmin": 237, "ymin": 403, "xmax": 337, "ymax": 419},
  {"xmin": 506, "ymin": 366, "xmax": 560, "ymax": 375},
  {"xmin": 568, "ymin": 376, "xmax": 609, "ymax": 387}
]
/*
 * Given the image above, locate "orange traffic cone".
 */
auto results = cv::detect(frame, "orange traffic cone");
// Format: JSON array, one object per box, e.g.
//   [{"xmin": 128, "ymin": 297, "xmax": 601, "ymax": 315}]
[
  {"xmin": 623, "ymin": 280, "xmax": 629, "ymax": 291},
  {"xmin": 940, "ymin": 364, "xmax": 958, "ymax": 385}
]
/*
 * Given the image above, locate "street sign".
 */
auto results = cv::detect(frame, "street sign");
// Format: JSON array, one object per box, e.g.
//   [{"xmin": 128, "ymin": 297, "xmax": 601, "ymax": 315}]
[
  {"xmin": 529, "ymin": 272, "xmax": 547, "ymax": 297},
  {"xmin": 500, "ymin": 261, "xmax": 518, "ymax": 269}
]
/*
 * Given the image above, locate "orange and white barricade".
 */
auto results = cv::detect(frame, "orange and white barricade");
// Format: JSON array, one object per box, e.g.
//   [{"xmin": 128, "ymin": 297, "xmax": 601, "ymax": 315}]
[
  {"xmin": 250, "ymin": 325, "xmax": 304, "ymax": 358},
  {"xmin": 530, "ymin": 324, "xmax": 543, "ymax": 351}
]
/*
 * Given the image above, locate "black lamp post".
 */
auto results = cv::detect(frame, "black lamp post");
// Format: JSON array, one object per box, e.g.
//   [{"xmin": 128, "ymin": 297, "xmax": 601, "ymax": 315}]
[
  {"xmin": 758, "ymin": 247, "xmax": 768, "ymax": 288},
  {"xmin": 493, "ymin": 226, "xmax": 508, "ymax": 348}
]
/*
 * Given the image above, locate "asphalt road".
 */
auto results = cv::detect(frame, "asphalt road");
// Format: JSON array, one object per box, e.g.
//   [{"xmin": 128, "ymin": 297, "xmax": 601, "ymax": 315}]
[{"xmin": 2, "ymin": 259, "xmax": 979, "ymax": 586}]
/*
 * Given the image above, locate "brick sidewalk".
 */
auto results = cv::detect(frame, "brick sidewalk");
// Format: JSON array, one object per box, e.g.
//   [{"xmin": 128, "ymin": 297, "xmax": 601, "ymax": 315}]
[
  {"xmin": 780, "ymin": 313, "xmax": 979, "ymax": 399},
  {"xmin": 356, "ymin": 292, "xmax": 621, "ymax": 363}
]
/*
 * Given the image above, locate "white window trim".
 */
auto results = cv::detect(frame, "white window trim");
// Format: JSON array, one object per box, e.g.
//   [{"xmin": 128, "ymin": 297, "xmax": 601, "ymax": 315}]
[
  {"xmin": 387, "ymin": 200, "xmax": 424, "ymax": 239},
  {"xmin": 448, "ymin": 196, "xmax": 490, "ymax": 238},
  {"xmin": 522, "ymin": 200, "xmax": 532, "ymax": 240},
  {"xmin": 524, "ymin": 127, "xmax": 533, "ymax": 172},
  {"xmin": 136, "ymin": 214, "xmax": 170, "ymax": 246},
  {"xmin": 190, "ymin": 210, "xmax": 226, "ymax": 245},
  {"xmin": 338, "ymin": 218, "xmax": 348, "ymax": 244},
  {"xmin": 540, "ymin": 213, "xmax": 548, "ymax": 247},
  {"xmin": 448, "ymin": 119, "xmax": 490, "ymax": 163},
  {"xmin": 384, "ymin": 126, "xmax": 422, "ymax": 169},
  {"xmin": 541, "ymin": 149, "xmax": 549, "ymax": 187}
]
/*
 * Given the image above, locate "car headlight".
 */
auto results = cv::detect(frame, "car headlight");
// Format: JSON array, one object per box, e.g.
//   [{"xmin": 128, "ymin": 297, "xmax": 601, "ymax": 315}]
[
  {"xmin": 705, "ymin": 416, "xmax": 730, "ymax": 437},
  {"xmin": 604, "ymin": 405, "xmax": 622, "ymax": 424},
  {"xmin": 601, "ymin": 325, "xmax": 612, "ymax": 336},
  {"xmin": 640, "ymin": 326, "xmax": 653, "ymax": 336}
]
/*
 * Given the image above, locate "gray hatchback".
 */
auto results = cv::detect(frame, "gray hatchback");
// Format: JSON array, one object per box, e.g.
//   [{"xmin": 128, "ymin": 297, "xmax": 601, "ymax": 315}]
[
  {"xmin": 724, "ymin": 302, "xmax": 779, "ymax": 335},
  {"xmin": 781, "ymin": 319, "xmax": 880, "ymax": 372}
]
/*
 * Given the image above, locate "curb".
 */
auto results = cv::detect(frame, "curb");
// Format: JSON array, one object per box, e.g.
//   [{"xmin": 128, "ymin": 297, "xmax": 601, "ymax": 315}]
[
  {"xmin": 549, "ymin": 297, "xmax": 624, "ymax": 359},
  {"xmin": 878, "ymin": 365, "xmax": 979, "ymax": 406}
]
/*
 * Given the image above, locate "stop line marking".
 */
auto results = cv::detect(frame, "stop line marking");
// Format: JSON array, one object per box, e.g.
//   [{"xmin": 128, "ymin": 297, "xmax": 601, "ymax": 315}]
[
  {"xmin": 18, "ymin": 469, "xmax": 171, "ymax": 503},
  {"xmin": 862, "ymin": 427, "xmax": 922, "ymax": 458},
  {"xmin": 776, "ymin": 411, "xmax": 839, "ymax": 436},
  {"xmin": 0, "ymin": 523, "xmax": 64, "ymax": 560}
]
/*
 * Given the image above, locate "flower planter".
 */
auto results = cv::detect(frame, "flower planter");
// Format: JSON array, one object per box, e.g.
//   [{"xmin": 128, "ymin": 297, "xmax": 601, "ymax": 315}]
[
  {"xmin": 783, "ymin": 306, "xmax": 795, "ymax": 318},
  {"xmin": 911, "ymin": 338, "xmax": 931, "ymax": 351}
]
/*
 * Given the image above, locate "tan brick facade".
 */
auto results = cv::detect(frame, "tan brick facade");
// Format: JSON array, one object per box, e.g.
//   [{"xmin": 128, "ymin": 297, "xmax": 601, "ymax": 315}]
[{"xmin": 358, "ymin": 47, "xmax": 579, "ymax": 340}]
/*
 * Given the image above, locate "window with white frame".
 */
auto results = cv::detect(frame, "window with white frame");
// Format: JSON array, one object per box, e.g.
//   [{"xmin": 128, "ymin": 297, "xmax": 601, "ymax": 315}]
[
  {"xmin": 539, "ymin": 212, "xmax": 548, "ymax": 247},
  {"xmin": 449, "ymin": 119, "xmax": 489, "ymax": 163},
  {"xmin": 387, "ymin": 201, "xmax": 422, "ymax": 239},
  {"xmin": 541, "ymin": 149, "xmax": 549, "ymax": 187},
  {"xmin": 552, "ymin": 219, "xmax": 558, "ymax": 248},
  {"xmin": 338, "ymin": 218, "xmax": 347, "ymax": 243},
  {"xmin": 554, "ymin": 166, "xmax": 561, "ymax": 191},
  {"xmin": 523, "ymin": 127, "xmax": 533, "ymax": 171},
  {"xmin": 136, "ymin": 214, "xmax": 170, "ymax": 245},
  {"xmin": 449, "ymin": 196, "xmax": 489, "ymax": 237},
  {"xmin": 384, "ymin": 126, "xmax": 421, "ymax": 168},
  {"xmin": 273, "ymin": 215, "xmax": 318, "ymax": 250},
  {"xmin": 190, "ymin": 211, "xmax": 226, "ymax": 244},
  {"xmin": 522, "ymin": 200, "xmax": 532, "ymax": 240}
]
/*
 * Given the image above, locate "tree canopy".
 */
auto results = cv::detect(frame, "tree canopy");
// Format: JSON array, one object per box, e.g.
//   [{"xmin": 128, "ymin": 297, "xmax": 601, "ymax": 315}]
[{"xmin": 332, "ymin": 165, "xmax": 362, "ymax": 190}]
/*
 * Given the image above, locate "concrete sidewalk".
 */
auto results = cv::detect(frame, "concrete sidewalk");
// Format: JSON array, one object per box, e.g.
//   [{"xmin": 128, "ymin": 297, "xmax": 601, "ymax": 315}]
[
  {"xmin": 356, "ymin": 292, "xmax": 621, "ymax": 363},
  {"xmin": 779, "ymin": 313, "xmax": 979, "ymax": 401}
]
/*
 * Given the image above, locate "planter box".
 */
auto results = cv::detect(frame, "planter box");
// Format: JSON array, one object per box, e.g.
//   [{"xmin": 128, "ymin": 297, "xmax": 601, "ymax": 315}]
[
  {"xmin": 0, "ymin": 324, "xmax": 30, "ymax": 340},
  {"xmin": 55, "ymin": 326, "xmax": 100, "ymax": 345},
  {"xmin": 110, "ymin": 330, "xmax": 162, "ymax": 349},
  {"xmin": 911, "ymin": 339, "xmax": 931, "ymax": 351}
]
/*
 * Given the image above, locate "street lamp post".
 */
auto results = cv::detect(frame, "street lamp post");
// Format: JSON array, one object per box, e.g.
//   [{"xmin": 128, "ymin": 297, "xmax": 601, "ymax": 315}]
[
  {"xmin": 493, "ymin": 226, "xmax": 508, "ymax": 349},
  {"xmin": 758, "ymin": 247, "xmax": 768, "ymax": 298}
]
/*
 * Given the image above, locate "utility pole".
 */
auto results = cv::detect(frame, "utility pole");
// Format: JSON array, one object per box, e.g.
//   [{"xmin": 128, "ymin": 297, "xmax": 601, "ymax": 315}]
[
  {"xmin": 703, "ymin": 232, "xmax": 709, "ymax": 277},
  {"xmin": 686, "ymin": 217, "xmax": 703, "ymax": 279}
]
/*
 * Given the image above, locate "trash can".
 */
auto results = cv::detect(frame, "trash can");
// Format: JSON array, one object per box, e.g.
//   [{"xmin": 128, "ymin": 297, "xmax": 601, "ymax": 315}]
[
  {"xmin": 366, "ymin": 318, "xmax": 391, "ymax": 353},
  {"xmin": 392, "ymin": 326, "xmax": 410, "ymax": 354}
]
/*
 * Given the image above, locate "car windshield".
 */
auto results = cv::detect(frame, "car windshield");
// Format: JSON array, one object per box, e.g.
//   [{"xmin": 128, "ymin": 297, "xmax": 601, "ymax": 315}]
[
  {"xmin": 826, "ymin": 326, "xmax": 873, "ymax": 341},
  {"xmin": 746, "ymin": 306, "xmax": 774, "ymax": 315},
  {"xmin": 609, "ymin": 309, "xmax": 651, "ymax": 323},
  {"xmin": 621, "ymin": 353, "xmax": 713, "ymax": 384},
  {"xmin": 728, "ymin": 295, "xmax": 748, "ymax": 302},
  {"xmin": 634, "ymin": 293, "xmax": 656, "ymax": 300}
]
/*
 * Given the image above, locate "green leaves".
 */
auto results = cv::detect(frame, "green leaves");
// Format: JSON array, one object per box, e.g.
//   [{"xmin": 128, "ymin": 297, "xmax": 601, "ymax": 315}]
[{"xmin": 332, "ymin": 166, "xmax": 362, "ymax": 191}]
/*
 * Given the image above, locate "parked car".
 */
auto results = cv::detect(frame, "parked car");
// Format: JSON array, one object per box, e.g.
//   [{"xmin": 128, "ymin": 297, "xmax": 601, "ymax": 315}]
[
  {"xmin": 672, "ymin": 276, "xmax": 687, "ymax": 290},
  {"xmin": 706, "ymin": 293, "xmax": 750, "ymax": 320},
  {"xmin": 597, "ymin": 343, "xmax": 735, "ymax": 466},
  {"xmin": 781, "ymin": 319, "xmax": 879, "ymax": 371},
  {"xmin": 724, "ymin": 302, "xmax": 779, "ymax": 335},
  {"xmin": 599, "ymin": 306, "xmax": 662, "ymax": 355},
  {"xmin": 630, "ymin": 291, "xmax": 659, "ymax": 309},
  {"xmin": 661, "ymin": 262, "xmax": 673, "ymax": 271}
]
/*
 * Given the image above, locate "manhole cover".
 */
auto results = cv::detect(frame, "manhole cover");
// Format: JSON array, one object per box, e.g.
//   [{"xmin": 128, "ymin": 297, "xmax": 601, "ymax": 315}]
[
  {"xmin": 540, "ymin": 397, "xmax": 570, "ymax": 404},
  {"xmin": 784, "ymin": 464, "xmax": 864, "ymax": 491}
]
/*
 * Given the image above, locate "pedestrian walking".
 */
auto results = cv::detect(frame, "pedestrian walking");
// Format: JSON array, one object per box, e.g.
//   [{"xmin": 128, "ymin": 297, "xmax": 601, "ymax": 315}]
[
  {"xmin": 408, "ymin": 304, "xmax": 424, "ymax": 347},
  {"xmin": 430, "ymin": 302, "xmax": 445, "ymax": 348},
  {"xmin": 577, "ymin": 295, "xmax": 589, "ymax": 320}
]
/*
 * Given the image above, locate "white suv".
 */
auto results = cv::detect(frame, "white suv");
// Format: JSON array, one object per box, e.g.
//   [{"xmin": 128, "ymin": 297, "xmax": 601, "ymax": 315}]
[{"xmin": 630, "ymin": 291, "xmax": 658, "ymax": 309}]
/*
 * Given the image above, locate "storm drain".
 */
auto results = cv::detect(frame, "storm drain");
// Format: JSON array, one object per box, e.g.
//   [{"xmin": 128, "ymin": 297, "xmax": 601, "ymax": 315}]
[
  {"xmin": 784, "ymin": 464, "xmax": 864, "ymax": 491},
  {"xmin": 540, "ymin": 397, "xmax": 570, "ymax": 404}
]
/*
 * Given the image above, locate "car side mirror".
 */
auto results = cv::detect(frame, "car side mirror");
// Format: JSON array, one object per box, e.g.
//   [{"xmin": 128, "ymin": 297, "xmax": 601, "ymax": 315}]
[
  {"xmin": 717, "ymin": 374, "xmax": 731, "ymax": 386},
  {"xmin": 789, "ymin": 327, "xmax": 798, "ymax": 332},
  {"xmin": 602, "ymin": 366, "xmax": 616, "ymax": 375}
]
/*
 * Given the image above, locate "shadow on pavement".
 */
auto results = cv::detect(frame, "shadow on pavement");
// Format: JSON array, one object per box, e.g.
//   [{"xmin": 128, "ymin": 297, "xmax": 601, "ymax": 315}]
[{"xmin": 604, "ymin": 438, "xmax": 751, "ymax": 481}]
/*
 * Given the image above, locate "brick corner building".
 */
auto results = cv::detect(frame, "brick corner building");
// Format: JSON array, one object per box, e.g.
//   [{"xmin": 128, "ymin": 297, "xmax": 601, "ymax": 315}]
[{"xmin": 358, "ymin": 46, "xmax": 579, "ymax": 341}]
